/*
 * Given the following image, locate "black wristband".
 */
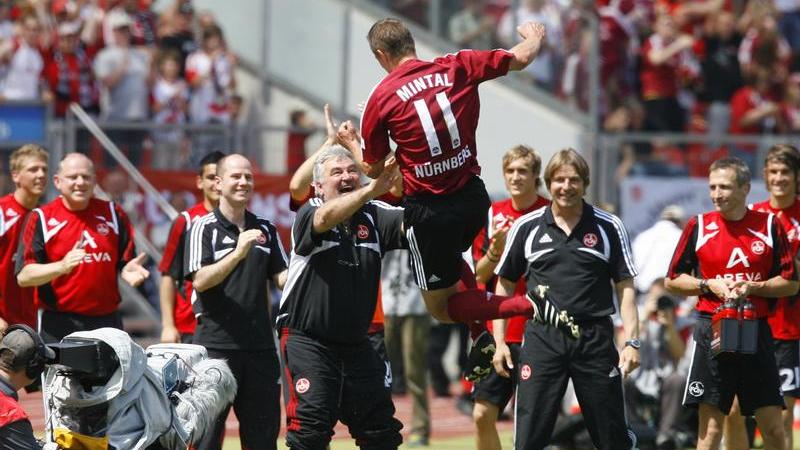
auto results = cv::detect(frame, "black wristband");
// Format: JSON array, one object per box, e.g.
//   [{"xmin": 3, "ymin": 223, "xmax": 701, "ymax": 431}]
[{"xmin": 699, "ymin": 279, "xmax": 711, "ymax": 295}]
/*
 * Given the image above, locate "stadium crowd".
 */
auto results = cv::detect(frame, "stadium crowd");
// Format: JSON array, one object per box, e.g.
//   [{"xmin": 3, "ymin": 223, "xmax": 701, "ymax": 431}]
[
  {"xmin": 0, "ymin": 0, "xmax": 238, "ymax": 168},
  {"xmin": 2, "ymin": 4, "xmax": 800, "ymax": 450}
]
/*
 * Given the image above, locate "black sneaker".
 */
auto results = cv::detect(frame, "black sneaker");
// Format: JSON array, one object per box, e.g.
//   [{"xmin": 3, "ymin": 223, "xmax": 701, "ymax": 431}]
[
  {"xmin": 526, "ymin": 285, "xmax": 580, "ymax": 338},
  {"xmin": 464, "ymin": 331, "xmax": 496, "ymax": 382}
]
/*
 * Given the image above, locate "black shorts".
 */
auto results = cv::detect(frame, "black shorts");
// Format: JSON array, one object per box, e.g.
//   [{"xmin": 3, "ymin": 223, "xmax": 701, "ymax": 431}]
[
  {"xmin": 39, "ymin": 310, "xmax": 122, "ymax": 343},
  {"xmin": 280, "ymin": 329, "xmax": 403, "ymax": 450},
  {"xmin": 683, "ymin": 316, "xmax": 784, "ymax": 415},
  {"xmin": 403, "ymin": 175, "xmax": 490, "ymax": 290},
  {"xmin": 774, "ymin": 339, "xmax": 800, "ymax": 398},
  {"xmin": 472, "ymin": 343, "xmax": 520, "ymax": 410}
]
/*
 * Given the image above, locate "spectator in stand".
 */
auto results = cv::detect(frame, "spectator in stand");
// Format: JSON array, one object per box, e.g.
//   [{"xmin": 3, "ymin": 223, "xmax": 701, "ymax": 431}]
[
  {"xmin": 196, "ymin": 9, "xmax": 218, "ymax": 31},
  {"xmin": 104, "ymin": 0, "xmax": 157, "ymax": 47},
  {"xmin": 382, "ymin": 249, "xmax": 432, "ymax": 447},
  {"xmin": 0, "ymin": 15, "xmax": 44, "ymax": 101},
  {"xmin": 561, "ymin": 28, "xmax": 591, "ymax": 111},
  {"xmin": 782, "ymin": 74, "xmax": 800, "ymax": 132},
  {"xmin": 285, "ymin": 109, "xmax": 315, "ymax": 175},
  {"xmin": 639, "ymin": 13, "xmax": 697, "ymax": 132},
  {"xmin": 471, "ymin": 145, "xmax": 549, "ymax": 450},
  {"xmin": 596, "ymin": 0, "xmax": 637, "ymax": 105},
  {"xmin": 42, "ymin": 21, "xmax": 101, "ymax": 119},
  {"xmin": 186, "ymin": 24, "xmax": 236, "ymax": 155},
  {"xmin": 632, "ymin": 205, "xmax": 685, "ymax": 302},
  {"xmin": 661, "ymin": 0, "xmax": 726, "ymax": 38},
  {"xmin": 700, "ymin": 11, "xmax": 743, "ymax": 142},
  {"xmin": 448, "ymin": 0, "xmax": 494, "ymax": 50},
  {"xmin": 623, "ymin": 294, "xmax": 692, "ymax": 450},
  {"xmin": 228, "ymin": 93, "xmax": 247, "ymax": 153},
  {"xmin": 151, "ymin": 50, "xmax": 189, "ymax": 169},
  {"xmin": 497, "ymin": 0, "xmax": 562, "ymax": 89},
  {"xmin": 776, "ymin": 0, "xmax": 800, "ymax": 66},
  {"xmin": 738, "ymin": 10, "xmax": 791, "ymax": 81},
  {"xmin": 158, "ymin": 0, "xmax": 197, "ymax": 75},
  {"xmin": 0, "ymin": 3, "xmax": 13, "ymax": 41},
  {"xmin": 93, "ymin": 11, "xmax": 151, "ymax": 166},
  {"xmin": 729, "ymin": 66, "xmax": 782, "ymax": 170}
]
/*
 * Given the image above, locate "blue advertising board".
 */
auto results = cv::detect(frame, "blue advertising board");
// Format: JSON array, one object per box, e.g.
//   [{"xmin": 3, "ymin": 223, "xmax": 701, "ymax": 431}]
[{"xmin": 0, "ymin": 102, "xmax": 48, "ymax": 145}]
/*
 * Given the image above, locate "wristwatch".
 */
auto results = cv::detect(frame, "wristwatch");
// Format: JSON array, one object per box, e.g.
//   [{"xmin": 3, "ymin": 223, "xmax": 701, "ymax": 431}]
[
  {"xmin": 699, "ymin": 279, "xmax": 712, "ymax": 295},
  {"xmin": 624, "ymin": 339, "xmax": 641, "ymax": 350}
]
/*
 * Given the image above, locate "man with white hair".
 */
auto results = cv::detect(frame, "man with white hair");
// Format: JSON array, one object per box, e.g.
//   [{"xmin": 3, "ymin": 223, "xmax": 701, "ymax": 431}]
[{"xmin": 278, "ymin": 145, "xmax": 405, "ymax": 450}]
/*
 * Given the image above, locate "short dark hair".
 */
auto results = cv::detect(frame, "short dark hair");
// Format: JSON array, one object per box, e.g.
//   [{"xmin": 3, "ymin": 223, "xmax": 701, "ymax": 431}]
[
  {"xmin": 0, "ymin": 348, "xmax": 19, "ymax": 372},
  {"xmin": 367, "ymin": 18, "xmax": 416, "ymax": 60},
  {"xmin": 290, "ymin": 109, "xmax": 306, "ymax": 126},
  {"xmin": 198, "ymin": 151, "xmax": 226, "ymax": 176},
  {"xmin": 203, "ymin": 25, "xmax": 223, "ymax": 42},
  {"xmin": 156, "ymin": 49, "xmax": 182, "ymax": 67},
  {"xmin": 709, "ymin": 157, "xmax": 751, "ymax": 186}
]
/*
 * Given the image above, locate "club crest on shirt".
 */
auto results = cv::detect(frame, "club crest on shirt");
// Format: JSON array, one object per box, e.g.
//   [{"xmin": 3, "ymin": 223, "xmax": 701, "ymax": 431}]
[
  {"xmin": 357, "ymin": 224, "xmax": 369, "ymax": 240},
  {"xmin": 295, "ymin": 378, "xmax": 310, "ymax": 394},
  {"xmin": 256, "ymin": 233, "xmax": 267, "ymax": 245},
  {"xmin": 5, "ymin": 208, "xmax": 17, "ymax": 217},
  {"xmin": 751, "ymin": 240, "xmax": 765, "ymax": 255},
  {"xmin": 520, "ymin": 364, "xmax": 532, "ymax": 381},
  {"xmin": 583, "ymin": 233, "xmax": 598, "ymax": 248}
]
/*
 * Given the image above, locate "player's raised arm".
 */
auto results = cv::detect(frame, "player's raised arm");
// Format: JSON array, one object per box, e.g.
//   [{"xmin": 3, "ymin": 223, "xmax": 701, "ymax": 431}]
[{"xmin": 508, "ymin": 22, "xmax": 547, "ymax": 72}]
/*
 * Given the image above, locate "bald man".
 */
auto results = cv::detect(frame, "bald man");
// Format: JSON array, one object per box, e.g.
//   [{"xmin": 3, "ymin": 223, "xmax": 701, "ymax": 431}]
[
  {"xmin": 185, "ymin": 153, "xmax": 288, "ymax": 450},
  {"xmin": 16, "ymin": 153, "xmax": 148, "ymax": 343}
]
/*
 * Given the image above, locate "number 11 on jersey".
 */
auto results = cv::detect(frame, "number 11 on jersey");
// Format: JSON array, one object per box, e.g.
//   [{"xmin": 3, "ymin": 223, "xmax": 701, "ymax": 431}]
[{"xmin": 413, "ymin": 92, "xmax": 461, "ymax": 157}]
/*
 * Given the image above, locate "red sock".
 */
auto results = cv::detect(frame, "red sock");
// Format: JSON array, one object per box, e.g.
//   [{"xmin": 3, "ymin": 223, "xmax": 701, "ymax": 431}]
[
  {"xmin": 447, "ymin": 289, "xmax": 533, "ymax": 322},
  {"xmin": 461, "ymin": 378, "xmax": 473, "ymax": 394},
  {"xmin": 459, "ymin": 260, "xmax": 478, "ymax": 290}
]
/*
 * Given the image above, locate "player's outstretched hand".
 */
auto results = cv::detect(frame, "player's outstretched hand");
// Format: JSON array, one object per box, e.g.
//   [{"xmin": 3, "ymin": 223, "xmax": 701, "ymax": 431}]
[
  {"xmin": 337, "ymin": 120, "xmax": 361, "ymax": 151},
  {"xmin": 323, "ymin": 103, "xmax": 337, "ymax": 144},
  {"xmin": 60, "ymin": 240, "xmax": 86, "ymax": 275},
  {"xmin": 122, "ymin": 252, "xmax": 150, "ymax": 287},
  {"xmin": 517, "ymin": 22, "xmax": 546, "ymax": 52},
  {"xmin": 370, "ymin": 156, "xmax": 400, "ymax": 198}
]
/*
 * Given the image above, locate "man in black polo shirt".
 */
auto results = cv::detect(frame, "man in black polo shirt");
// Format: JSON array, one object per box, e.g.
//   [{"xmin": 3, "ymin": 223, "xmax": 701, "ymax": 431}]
[
  {"xmin": 495, "ymin": 149, "xmax": 640, "ymax": 450},
  {"xmin": 185, "ymin": 153, "xmax": 288, "ymax": 450},
  {"xmin": 278, "ymin": 145, "xmax": 404, "ymax": 450}
]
